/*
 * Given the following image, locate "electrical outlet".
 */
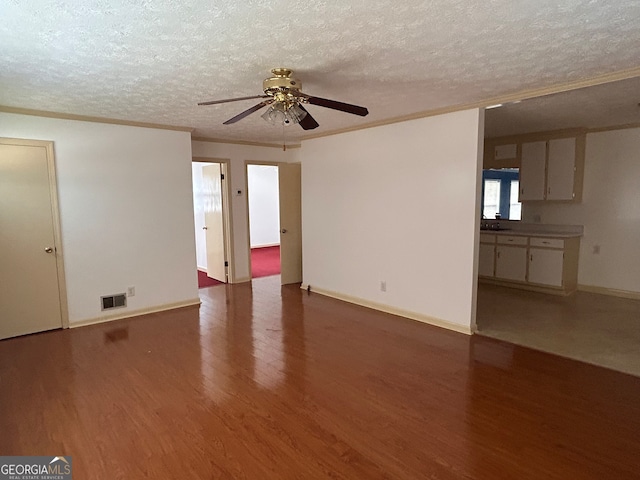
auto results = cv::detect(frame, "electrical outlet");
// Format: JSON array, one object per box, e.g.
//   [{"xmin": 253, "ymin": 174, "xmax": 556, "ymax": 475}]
[
  {"xmin": 380, "ymin": 280, "xmax": 387, "ymax": 292},
  {"xmin": 127, "ymin": 286, "xmax": 135, "ymax": 297}
]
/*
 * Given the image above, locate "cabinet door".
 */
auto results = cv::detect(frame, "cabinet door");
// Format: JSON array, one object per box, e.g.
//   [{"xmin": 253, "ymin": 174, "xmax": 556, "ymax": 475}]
[
  {"xmin": 528, "ymin": 248, "xmax": 564, "ymax": 287},
  {"xmin": 547, "ymin": 138, "xmax": 576, "ymax": 200},
  {"xmin": 478, "ymin": 243, "xmax": 495, "ymax": 277},
  {"xmin": 520, "ymin": 141, "xmax": 546, "ymax": 201},
  {"xmin": 495, "ymin": 246, "xmax": 527, "ymax": 282}
]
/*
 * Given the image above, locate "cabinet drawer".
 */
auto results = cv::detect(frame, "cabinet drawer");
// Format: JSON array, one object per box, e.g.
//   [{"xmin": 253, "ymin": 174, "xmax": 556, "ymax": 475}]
[
  {"xmin": 480, "ymin": 234, "xmax": 496, "ymax": 244},
  {"xmin": 529, "ymin": 237, "xmax": 564, "ymax": 249},
  {"xmin": 497, "ymin": 235, "xmax": 528, "ymax": 246}
]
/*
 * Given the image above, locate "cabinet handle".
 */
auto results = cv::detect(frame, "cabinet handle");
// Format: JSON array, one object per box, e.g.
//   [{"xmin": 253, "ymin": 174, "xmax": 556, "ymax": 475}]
[
  {"xmin": 530, "ymin": 254, "xmax": 533, "ymax": 262},
  {"xmin": 548, "ymin": 186, "xmax": 551, "ymax": 195},
  {"xmin": 497, "ymin": 252, "xmax": 501, "ymax": 259}
]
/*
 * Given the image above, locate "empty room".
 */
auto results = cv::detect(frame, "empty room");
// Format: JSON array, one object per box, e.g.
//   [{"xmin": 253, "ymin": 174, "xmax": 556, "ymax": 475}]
[{"xmin": 1, "ymin": 1, "xmax": 640, "ymax": 479}]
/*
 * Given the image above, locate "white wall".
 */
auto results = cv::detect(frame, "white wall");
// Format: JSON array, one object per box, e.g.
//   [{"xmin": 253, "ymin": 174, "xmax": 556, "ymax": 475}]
[
  {"xmin": 523, "ymin": 127, "xmax": 640, "ymax": 293},
  {"xmin": 302, "ymin": 109, "xmax": 484, "ymax": 332},
  {"xmin": 0, "ymin": 113, "xmax": 198, "ymax": 324},
  {"xmin": 191, "ymin": 140, "xmax": 299, "ymax": 281},
  {"xmin": 247, "ymin": 164, "xmax": 280, "ymax": 248}
]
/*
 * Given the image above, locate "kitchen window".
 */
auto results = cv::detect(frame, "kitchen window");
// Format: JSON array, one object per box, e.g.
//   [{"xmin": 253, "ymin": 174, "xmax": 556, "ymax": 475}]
[{"xmin": 481, "ymin": 169, "xmax": 521, "ymax": 220}]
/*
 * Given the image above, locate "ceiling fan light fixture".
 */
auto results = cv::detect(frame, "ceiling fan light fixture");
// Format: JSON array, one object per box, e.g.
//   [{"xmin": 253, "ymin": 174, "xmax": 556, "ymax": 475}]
[
  {"xmin": 288, "ymin": 103, "xmax": 308, "ymax": 124},
  {"xmin": 261, "ymin": 101, "xmax": 307, "ymax": 126}
]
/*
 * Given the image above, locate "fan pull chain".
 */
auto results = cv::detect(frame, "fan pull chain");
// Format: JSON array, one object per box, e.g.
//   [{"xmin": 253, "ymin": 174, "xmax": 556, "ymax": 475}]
[{"xmin": 282, "ymin": 122, "xmax": 287, "ymax": 151}]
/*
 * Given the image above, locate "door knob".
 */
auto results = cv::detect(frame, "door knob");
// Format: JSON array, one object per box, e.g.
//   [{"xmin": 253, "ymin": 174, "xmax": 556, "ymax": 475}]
[
  {"xmin": 44, "ymin": 247, "xmax": 53, "ymax": 253},
  {"xmin": 202, "ymin": 226, "xmax": 208, "ymax": 230},
  {"xmin": 281, "ymin": 229, "xmax": 287, "ymax": 234}
]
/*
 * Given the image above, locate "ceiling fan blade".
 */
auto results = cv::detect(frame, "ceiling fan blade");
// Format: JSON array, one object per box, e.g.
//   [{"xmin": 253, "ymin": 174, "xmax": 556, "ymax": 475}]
[
  {"xmin": 299, "ymin": 94, "xmax": 369, "ymax": 117},
  {"xmin": 222, "ymin": 100, "xmax": 272, "ymax": 125},
  {"xmin": 198, "ymin": 95, "xmax": 269, "ymax": 106},
  {"xmin": 297, "ymin": 105, "xmax": 319, "ymax": 130}
]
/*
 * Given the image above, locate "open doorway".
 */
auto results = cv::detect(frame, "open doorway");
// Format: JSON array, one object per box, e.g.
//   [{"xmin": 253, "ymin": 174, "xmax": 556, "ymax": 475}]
[
  {"xmin": 247, "ymin": 164, "xmax": 281, "ymax": 279},
  {"xmin": 192, "ymin": 159, "xmax": 233, "ymax": 288}
]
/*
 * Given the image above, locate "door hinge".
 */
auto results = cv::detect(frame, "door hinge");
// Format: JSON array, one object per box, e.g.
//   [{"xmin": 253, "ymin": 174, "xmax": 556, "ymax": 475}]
[
  {"xmin": 224, "ymin": 261, "xmax": 229, "ymax": 267},
  {"xmin": 221, "ymin": 173, "xmax": 225, "ymax": 180}
]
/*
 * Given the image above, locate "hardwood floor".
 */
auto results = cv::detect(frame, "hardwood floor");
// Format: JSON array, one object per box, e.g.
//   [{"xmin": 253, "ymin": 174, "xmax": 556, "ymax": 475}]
[{"xmin": 2, "ymin": 276, "xmax": 640, "ymax": 479}]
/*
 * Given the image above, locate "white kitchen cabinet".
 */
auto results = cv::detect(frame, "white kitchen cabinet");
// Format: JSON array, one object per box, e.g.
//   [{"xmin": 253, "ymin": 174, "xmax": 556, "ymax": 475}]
[
  {"xmin": 528, "ymin": 248, "xmax": 564, "ymax": 287},
  {"xmin": 506, "ymin": 133, "xmax": 585, "ymax": 203},
  {"xmin": 546, "ymin": 138, "xmax": 576, "ymax": 200},
  {"xmin": 479, "ymin": 233, "xmax": 580, "ymax": 295},
  {"xmin": 495, "ymin": 245, "xmax": 527, "ymax": 282},
  {"xmin": 520, "ymin": 141, "xmax": 546, "ymax": 201},
  {"xmin": 478, "ymin": 243, "xmax": 495, "ymax": 277}
]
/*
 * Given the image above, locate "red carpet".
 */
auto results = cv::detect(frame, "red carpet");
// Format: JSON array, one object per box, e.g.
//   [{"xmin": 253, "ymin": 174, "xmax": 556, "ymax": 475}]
[
  {"xmin": 251, "ymin": 246, "xmax": 280, "ymax": 278},
  {"xmin": 198, "ymin": 270, "xmax": 224, "ymax": 288}
]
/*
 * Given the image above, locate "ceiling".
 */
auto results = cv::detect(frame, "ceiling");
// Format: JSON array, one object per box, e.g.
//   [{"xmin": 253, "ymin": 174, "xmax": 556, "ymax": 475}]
[
  {"xmin": 2, "ymin": 1, "xmax": 640, "ymax": 144},
  {"xmin": 485, "ymin": 76, "xmax": 640, "ymax": 138}
]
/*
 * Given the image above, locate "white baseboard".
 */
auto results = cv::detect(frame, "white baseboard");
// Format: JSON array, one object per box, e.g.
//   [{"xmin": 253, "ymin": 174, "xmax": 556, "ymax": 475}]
[
  {"xmin": 69, "ymin": 298, "xmax": 202, "ymax": 329},
  {"xmin": 197, "ymin": 266, "xmax": 207, "ymax": 273},
  {"xmin": 251, "ymin": 243, "xmax": 280, "ymax": 249},
  {"xmin": 578, "ymin": 284, "xmax": 640, "ymax": 300},
  {"xmin": 301, "ymin": 284, "xmax": 473, "ymax": 336}
]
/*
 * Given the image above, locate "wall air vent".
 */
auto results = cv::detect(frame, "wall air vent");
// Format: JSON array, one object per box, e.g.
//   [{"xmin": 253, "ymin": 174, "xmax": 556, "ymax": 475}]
[{"xmin": 101, "ymin": 293, "xmax": 127, "ymax": 311}]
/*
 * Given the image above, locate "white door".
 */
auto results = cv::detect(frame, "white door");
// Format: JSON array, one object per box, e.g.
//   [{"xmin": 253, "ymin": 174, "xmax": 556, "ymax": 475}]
[
  {"xmin": 528, "ymin": 248, "xmax": 564, "ymax": 287},
  {"xmin": 278, "ymin": 163, "xmax": 302, "ymax": 285},
  {"xmin": 547, "ymin": 138, "xmax": 576, "ymax": 201},
  {"xmin": 0, "ymin": 140, "xmax": 65, "ymax": 339},
  {"xmin": 478, "ymin": 243, "xmax": 495, "ymax": 277},
  {"xmin": 202, "ymin": 164, "xmax": 226, "ymax": 282},
  {"xmin": 520, "ymin": 141, "xmax": 547, "ymax": 201},
  {"xmin": 495, "ymin": 246, "xmax": 527, "ymax": 282}
]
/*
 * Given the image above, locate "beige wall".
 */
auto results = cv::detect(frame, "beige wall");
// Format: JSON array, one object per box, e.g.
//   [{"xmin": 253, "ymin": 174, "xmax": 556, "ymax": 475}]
[
  {"xmin": 523, "ymin": 127, "xmax": 640, "ymax": 293},
  {"xmin": 301, "ymin": 109, "xmax": 485, "ymax": 332},
  {"xmin": 1, "ymin": 112, "xmax": 198, "ymax": 324}
]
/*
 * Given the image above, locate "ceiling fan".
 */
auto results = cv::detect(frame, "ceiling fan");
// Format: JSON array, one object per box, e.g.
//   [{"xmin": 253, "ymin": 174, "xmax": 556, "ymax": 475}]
[{"xmin": 198, "ymin": 68, "xmax": 369, "ymax": 130}]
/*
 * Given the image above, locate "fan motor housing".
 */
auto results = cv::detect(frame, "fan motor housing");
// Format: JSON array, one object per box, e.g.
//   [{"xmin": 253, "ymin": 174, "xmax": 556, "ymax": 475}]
[{"xmin": 263, "ymin": 68, "xmax": 302, "ymax": 96}]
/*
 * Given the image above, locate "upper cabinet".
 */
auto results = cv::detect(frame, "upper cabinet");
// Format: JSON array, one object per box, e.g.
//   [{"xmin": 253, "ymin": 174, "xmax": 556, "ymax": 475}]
[
  {"xmin": 485, "ymin": 131, "xmax": 586, "ymax": 203},
  {"xmin": 520, "ymin": 141, "xmax": 546, "ymax": 200},
  {"xmin": 546, "ymin": 138, "xmax": 577, "ymax": 200}
]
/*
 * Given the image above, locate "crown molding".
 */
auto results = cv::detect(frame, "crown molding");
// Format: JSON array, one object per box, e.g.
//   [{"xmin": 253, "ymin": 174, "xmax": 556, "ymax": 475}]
[
  {"xmin": 191, "ymin": 136, "xmax": 301, "ymax": 149},
  {"xmin": 0, "ymin": 105, "xmax": 194, "ymax": 132}
]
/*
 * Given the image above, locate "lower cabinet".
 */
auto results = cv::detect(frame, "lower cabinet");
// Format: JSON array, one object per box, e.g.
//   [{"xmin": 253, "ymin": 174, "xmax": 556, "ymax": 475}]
[
  {"xmin": 528, "ymin": 248, "xmax": 564, "ymax": 287},
  {"xmin": 495, "ymin": 245, "xmax": 527, "ymax": 282},
  {"xmin": 478, "ymin": 234, "xmax": 580, "ymax": 295},
  {"xmin": 478, "ymin": 242, "xmax": 496, "ymax": 277}
]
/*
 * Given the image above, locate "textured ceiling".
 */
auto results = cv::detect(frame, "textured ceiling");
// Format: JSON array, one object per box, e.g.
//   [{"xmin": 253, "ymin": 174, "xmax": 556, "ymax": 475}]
[
  {"xmin": 1, "ymin": 0, "xmax": 640, "ymax": 143},
  {"xmin": 485, "ymin": 76, "xmax": 640, "ymax": 137}
]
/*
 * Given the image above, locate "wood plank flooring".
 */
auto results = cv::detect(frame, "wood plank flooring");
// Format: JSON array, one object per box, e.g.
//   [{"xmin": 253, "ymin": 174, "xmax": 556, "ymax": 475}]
[{"xmin": 2, "ymin": 276, "xmax": 640, "ymax": 479}]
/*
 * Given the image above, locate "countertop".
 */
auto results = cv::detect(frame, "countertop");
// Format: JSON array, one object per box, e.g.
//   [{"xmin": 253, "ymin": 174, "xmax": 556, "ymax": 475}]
[{"xmin": 479, "ymin": 229, "xmax": 582, "ymax": 238}]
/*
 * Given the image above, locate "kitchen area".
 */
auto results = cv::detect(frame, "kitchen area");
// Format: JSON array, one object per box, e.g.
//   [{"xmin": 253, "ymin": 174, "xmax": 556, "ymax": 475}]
[{"xmin": 474, "ymin": 78, "xmax": 640, "ymax": 377}]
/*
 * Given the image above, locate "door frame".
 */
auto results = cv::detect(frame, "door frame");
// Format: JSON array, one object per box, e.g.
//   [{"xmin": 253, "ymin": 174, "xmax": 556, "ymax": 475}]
[
  {"xmin": 1, "ymin": 137, "xmax": 69, "ymax": 329},
  {"xmin": 244, "ymin": 160, "xmax": 284, "ymax": 279},
  {"xmin": 192, "ymin": 157, "xmax": 236, "ymax": 283}
]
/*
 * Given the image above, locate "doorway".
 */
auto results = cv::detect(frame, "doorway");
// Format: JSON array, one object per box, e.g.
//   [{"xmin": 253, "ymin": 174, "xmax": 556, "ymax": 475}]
[
  {"xmin": 246, "ymin": 162, "xmax": 302, "ymax": 285},
  {"xmin": 0, "ymin": 138, "xmax": 68, "ymax": 339},
  {"xmin": 192, "ymin": 159, "xmax": 233, "ymax": 288},
  {"xmin": 247, "ymin": 164, "xmax": 281, "ymax": 279}
]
